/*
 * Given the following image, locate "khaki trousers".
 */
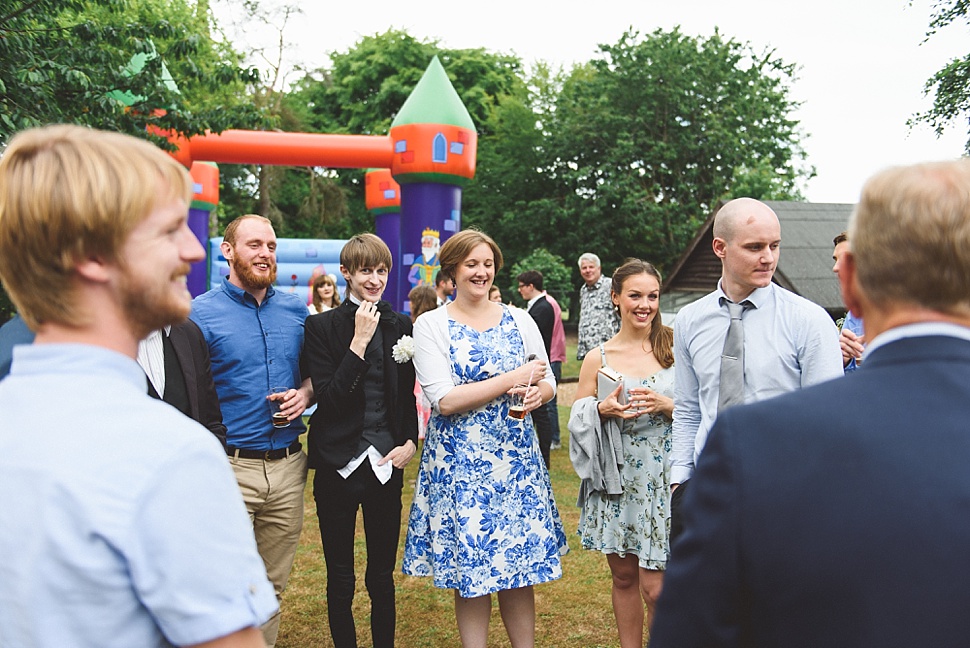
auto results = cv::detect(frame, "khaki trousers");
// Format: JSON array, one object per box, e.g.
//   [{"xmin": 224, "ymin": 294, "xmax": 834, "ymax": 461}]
[{"xmin": 230, "ymin": 450, "xmax": 308, "ymax": 648}]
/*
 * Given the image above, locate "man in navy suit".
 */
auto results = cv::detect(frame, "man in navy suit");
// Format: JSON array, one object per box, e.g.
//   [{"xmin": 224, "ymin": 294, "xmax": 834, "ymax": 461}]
[
  {"xmin": 302, "ymin": 233, "xmax": 418, "ymax": 648},
  {"xmin": 651, "ymin": 158, "xmax": 970, "ymax": 648}
]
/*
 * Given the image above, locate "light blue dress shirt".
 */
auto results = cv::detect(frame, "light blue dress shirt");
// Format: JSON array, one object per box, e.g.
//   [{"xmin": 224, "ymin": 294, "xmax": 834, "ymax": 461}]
[
  {"xmin": 671, "ymin": 282, "xmax": 844, "ymax": 483},
  {"xmin": 191, "ymin": 277, "xmax": 308, "ymax": 450},
  {"xmin": 0, "ymin": 344, "xmax": 277, "ymax": 647},
  {"xmin": 842, "ymin": 310, "xmax": 865, "ymax": 373}
]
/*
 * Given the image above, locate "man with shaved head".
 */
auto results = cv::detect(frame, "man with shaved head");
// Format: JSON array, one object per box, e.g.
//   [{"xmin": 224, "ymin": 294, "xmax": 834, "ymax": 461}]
[
  {"xmin": 653, "ymin": 160, "xmax": 970, "ymax": 648},
  {"xmin": 668, "ymin": 198, "xmax": 843, "ymax": 541}
]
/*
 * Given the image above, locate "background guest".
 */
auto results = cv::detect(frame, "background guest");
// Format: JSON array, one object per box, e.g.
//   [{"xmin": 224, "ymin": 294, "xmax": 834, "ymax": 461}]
[
  {"xmin": 403, "ymin": 229, "xmax": 568, "ymax": 648},
  {"xmin": 577, "ymin": 252, "xmax": 620, "ymax": 361},
  {"xmin": 309, "ymin": 272, "xmax": 341, "ymax": 314},
  {"xmin": 435, "ymin": 271, "xmax": 456, "ymax": 305},
  {"xmin": 833, "ymin": 231, "xmax": 865, "ymax": 371},
  {"xmin": 408, "ymin": 284, "xmax": 439, "ymax": 439},
  {"xmin": 408, "ymin": 285, "xmax": 438, "ymax": 322},
  {"xmin": 517, "ymin": 270, "xmax": 556, "ymax": 467},
  {"xmin": 569, "ymin": 259, "xmax": 674, "ymax": 647}
]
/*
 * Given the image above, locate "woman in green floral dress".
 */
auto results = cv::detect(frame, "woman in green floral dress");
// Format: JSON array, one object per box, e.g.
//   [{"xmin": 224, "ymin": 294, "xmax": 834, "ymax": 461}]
[{"xmin": 568, "ymin": 259, "xmax": 675, "ymax": 648}]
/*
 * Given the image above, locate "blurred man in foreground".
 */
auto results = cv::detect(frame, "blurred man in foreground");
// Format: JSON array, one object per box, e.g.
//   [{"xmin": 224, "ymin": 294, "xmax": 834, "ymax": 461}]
[{"xmin": 0, "ymin": 125, "xmax": 276, "ymax": 648}]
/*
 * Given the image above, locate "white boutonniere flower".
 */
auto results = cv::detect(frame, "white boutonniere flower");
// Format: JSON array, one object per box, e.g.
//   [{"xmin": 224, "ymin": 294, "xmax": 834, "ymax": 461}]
[{"xmin": 392, "ymin": 335, "xmax": 415, "ymax": 364}]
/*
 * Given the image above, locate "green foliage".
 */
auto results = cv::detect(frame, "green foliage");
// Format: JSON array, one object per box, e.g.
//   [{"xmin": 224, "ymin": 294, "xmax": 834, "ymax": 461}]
[
  {"xmin": 254, "ymin": 29, "xmax": 529, "ymax": 242},
  {"xmin": 508, "ymin": 248, "xmax": 572, "ymax": 313},
  {"xmin": 910, "ymin": 0, "xmax": 970, "ymax": 152},
  {"xmin": 542, "ymin": 28, "xmax": 812, "ymax": 274},
  {"xmin": 0, "ymin": 0, "xmax": 262, "ymax": 146},
  {"xmin": 215, "ymin": 25, "xmax": 811, "ymax": 303}
]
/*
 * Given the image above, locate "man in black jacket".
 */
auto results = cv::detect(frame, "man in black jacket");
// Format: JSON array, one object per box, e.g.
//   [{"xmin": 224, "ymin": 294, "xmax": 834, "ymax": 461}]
[
  {"xmin": 302, "ymin": 233, "xmax": 418, "ymax": 648},
  {"xmin": 517, "ymin": 270, "xmax": 555, "ymax": 467}
]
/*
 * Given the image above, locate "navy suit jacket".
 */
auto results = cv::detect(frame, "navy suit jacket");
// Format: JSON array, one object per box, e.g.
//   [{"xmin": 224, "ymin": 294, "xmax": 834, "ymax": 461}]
[
  {"xmin": 302, "ymin": 300, "xmax": 418, "ymax": 470},
  {"xmin": 652, "ymin": 335, "xmax": 970, "ymax": 648}
]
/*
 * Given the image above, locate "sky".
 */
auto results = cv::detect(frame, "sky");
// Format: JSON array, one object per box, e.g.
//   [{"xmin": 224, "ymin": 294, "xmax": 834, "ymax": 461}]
[{"xmin": 213, "ymin": 0, "xmax": 968, "ymax": 204}]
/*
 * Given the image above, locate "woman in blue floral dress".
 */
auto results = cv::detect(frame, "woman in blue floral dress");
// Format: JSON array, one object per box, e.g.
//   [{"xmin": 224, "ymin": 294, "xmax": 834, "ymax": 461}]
[
  {"xmin": 568, "ymin": 259, "xmax": 674, "ymax": 648},
  {"xmin": 403, "ymin": 230, "xmax": 568, "ymax": 647}
]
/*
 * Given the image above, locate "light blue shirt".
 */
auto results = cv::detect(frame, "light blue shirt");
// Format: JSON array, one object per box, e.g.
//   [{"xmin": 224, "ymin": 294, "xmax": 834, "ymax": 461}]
[
  {"xmin": 0, "ymin": 344, "xmax": 277, "ymax": 647},
  {"xmin": 842, "ymin": 310, "xmax": 865, "ymax": 373},
  {"xmin": 671, "ymin": 282, "xmax": 844, "ymax": 483},
  {"xmin": 191, "ymin": 278, "xmax": 308, "ymax": 450}
]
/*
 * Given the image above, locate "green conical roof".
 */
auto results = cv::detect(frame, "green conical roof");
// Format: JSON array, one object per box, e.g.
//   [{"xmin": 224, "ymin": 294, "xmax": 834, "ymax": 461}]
[{"xmin": 391, "ymin": 56, "xmax": 475, "ymax": 129}]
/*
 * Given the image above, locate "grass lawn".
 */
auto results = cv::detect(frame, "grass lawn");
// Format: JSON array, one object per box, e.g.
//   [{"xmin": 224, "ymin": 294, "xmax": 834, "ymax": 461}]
[
  {"xmin": 562, "ymin": 328, "xmax": 581, "ymax": 382},
  {"xmin": 277, "ymin": 403, "xmax": 625, "ymax": 647}
]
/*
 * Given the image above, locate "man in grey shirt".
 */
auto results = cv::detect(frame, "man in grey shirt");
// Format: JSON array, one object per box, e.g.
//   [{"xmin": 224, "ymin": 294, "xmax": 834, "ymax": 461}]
[
  {"xmin": 576, "ymin": 252, "xmax": 620, "ymax": 361},
  {"xmin": 669, "ymin": 198, "xmax": 843, "ymax": 540}
]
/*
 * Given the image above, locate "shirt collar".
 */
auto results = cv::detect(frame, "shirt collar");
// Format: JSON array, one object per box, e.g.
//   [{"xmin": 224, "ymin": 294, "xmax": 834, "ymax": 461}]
[
  {"xmin": 584, "ymin": 276, "xmax": 606, "ymax": 291},
  {"xmin": 526, "ymin": 293, "xmax": 543, "ymax": 309},
  {"xmin": 220, "ymin": 276, "xmax": 275, "ymax": 306},
  {"xmin": 864, "ymin": 322, "xmax": 970, "ymax": 359},
  {"xmin": 716, "ymin": 280, "xmax": 773, "ymax": 309}
]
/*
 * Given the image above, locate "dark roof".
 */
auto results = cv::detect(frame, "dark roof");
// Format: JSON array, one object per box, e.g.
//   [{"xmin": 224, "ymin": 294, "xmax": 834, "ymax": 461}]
[{"xmin": 664, "ymin": 201, "xmax": 854, "ymax": 312}]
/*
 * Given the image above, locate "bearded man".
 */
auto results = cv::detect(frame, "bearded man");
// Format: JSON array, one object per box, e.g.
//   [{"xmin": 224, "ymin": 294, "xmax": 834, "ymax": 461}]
[{"xmin": 191, "ymin": 214, "xmax": 314, "ymax": 648}]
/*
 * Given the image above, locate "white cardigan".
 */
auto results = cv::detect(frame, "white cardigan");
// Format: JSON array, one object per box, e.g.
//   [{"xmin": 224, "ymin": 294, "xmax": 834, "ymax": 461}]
[{"xmin": 413, "ymin": 303, "xmax": 556, "ymax": 410}]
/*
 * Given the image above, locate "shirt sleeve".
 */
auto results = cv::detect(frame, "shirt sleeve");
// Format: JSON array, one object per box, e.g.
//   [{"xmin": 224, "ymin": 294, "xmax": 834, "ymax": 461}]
[
  {"xmin": 671, "ymin": 317, "xmax": 701, "ymax": 484},
  {"xmin": 126, "ymin": 440, "xmax": 278, "ymax": 646},
  {"xmin": 798, "ymin": 307, "xmax": 845, "ymax": 387}
]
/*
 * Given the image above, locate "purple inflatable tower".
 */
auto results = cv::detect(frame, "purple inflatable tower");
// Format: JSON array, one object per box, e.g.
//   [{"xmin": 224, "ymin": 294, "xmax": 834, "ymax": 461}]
[{"xmin": 388, "ymin": 57, "xmax": 477, "ymax": 310}]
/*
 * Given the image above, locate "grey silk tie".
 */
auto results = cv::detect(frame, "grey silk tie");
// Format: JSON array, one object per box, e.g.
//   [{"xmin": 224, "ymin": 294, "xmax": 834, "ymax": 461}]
[{"xmin": 717, "ymin": 300, "xmax": 749, "ymax": 413}]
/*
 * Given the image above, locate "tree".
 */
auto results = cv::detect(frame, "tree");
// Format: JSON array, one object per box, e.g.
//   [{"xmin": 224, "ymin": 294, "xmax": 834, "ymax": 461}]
[
  {"xmin": 270, "ymin": 29, "xmax": 528, "ymax": 240},
  {"xmin": 507, "ymin": 248, "xmax": 572, "ymax": 314},
  {"xmin": 0, "ymin": 0, "xmax": 261, "ymax": 320},
  {"xmin": 0, "ymin": 0, "xmax": 261, "ymax": 147},
  {"xmin": 543, "ymin": 28, "xmax": 812, "ymax": 274},
  {"xmin": 911, "ymin": 0, "xmax": 970, "ymax": 152}
]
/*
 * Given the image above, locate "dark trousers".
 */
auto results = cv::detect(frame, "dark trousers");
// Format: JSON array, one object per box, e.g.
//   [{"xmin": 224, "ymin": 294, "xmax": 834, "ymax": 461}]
[
  {"xmin": 549, "ymin": 361, "xmax": 562, "ymax": 445},
  {"xmin": 669, "ymin": 479, "xmax": 690, "ymax": 548},
  {"xmin": 533, "ymin": 401, "xmax": 554, "ymax": 468},
  {"xmin": 313, "ymin": 462, "xmax": 403, "ymax": 648}
]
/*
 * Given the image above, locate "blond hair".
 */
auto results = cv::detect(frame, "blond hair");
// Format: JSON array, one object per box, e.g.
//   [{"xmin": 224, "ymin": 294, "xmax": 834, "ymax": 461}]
[
  {"xmin": 0, "ymin": 125, "xmax": 192, "ymax": 328},
  {"xmin": 850, "ymin": 159, "xmax": 970, "ymax": 315}
]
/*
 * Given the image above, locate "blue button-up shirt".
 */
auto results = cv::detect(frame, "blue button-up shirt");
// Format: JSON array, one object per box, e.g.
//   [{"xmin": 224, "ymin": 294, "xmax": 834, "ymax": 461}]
[
  {"xmin": 0, "ymin": 344, "xmax": 277, "ymax": 646},
  {"xmin": 191, "ymin": 278, "xmax": 308, "ymax": 449},
  {"xmin": 842, "ymin": 310, "xmax": 865, "ymax": 373},
  {"xmin": 671, "ymin": 281, "xmax": 844, "ymax": 483}
]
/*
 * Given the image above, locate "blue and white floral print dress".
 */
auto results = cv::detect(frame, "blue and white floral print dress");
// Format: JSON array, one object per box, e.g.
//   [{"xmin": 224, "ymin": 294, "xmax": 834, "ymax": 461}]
[{"xmin": 403, "ymin": 305, "xmax": 568, "ymax": 598}]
